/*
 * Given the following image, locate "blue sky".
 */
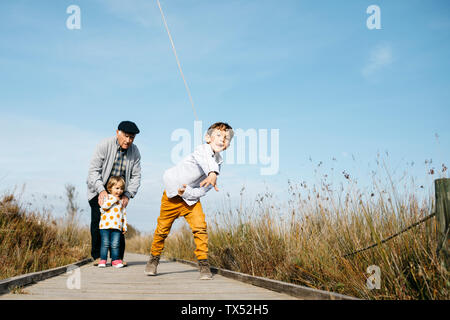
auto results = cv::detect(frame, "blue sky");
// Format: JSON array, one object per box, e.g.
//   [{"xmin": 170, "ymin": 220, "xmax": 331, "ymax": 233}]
[{"xmin": 1, "ymin": 0, "xmax": 449, "ymax": 232}]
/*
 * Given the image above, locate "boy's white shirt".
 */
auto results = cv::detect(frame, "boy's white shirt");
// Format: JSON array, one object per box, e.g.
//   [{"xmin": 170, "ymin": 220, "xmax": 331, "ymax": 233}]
[{"xmin": 163, "ymin": 143, "xmax": 223, "ymax": 205}]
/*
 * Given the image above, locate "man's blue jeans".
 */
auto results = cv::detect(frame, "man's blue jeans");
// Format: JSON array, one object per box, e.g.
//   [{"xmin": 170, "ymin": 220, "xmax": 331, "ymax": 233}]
[{"xmin": 100, "ymin": 229, "xmax": 121, "ymax": 261}]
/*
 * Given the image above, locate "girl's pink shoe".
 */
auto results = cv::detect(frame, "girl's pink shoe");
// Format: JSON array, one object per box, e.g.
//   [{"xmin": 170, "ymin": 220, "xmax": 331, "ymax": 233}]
[
  {"xmin": 112, "ymin": 260, "xmax": 124, "ymax": 268},
  {"xmin": 98, "ymin": 260, "xmax": 107, "ymax": 268}
]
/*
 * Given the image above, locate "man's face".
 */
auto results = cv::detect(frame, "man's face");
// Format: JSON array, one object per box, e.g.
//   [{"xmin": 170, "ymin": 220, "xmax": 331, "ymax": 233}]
[{"xmin": 116, "ymin": 130, "xmax": 136, "ymax": 150}]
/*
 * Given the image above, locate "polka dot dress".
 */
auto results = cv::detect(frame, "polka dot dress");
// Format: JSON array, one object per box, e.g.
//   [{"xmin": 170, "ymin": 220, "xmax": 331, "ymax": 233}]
[{"xmin": 99, "ymin": 194, "xmax": 127, "ymax": 232}]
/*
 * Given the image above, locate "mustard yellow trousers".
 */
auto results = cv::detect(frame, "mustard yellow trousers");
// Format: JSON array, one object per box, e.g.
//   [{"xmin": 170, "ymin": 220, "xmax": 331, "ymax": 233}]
[{"xmin": 150, "ymin": 191, "xmax": 208, "ymax": 260}]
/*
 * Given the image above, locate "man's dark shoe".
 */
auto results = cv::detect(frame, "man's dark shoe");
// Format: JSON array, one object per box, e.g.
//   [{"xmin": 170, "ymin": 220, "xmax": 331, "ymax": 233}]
[
  {"xmin": 144, "ymin": 255, "xmax": 160, "ymax": 276},
  {"xmin": 198, "ymin": 259, "xmax": 213, "ymax": 280}
]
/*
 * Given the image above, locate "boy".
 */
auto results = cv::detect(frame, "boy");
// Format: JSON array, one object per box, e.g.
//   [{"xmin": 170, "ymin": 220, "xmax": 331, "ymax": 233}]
[{"xmin": 145, "ymin": 122, "xmax": 233, "ymax": 280}]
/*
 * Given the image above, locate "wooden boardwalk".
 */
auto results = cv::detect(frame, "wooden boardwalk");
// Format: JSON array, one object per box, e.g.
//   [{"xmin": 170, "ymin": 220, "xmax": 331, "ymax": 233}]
[{"xmin": 0, "ymin": 253, "xmax": 298, "ymax": 300}]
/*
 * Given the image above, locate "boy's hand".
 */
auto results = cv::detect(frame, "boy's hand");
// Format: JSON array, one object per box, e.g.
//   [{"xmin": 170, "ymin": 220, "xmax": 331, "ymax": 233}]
[
  {"xmin": 178, "ymin": 184, "xmax": 187, "ymax": 196},
  {"xmin": 200, "ymin": 172, "xmax": 219, "ymax": 191}
]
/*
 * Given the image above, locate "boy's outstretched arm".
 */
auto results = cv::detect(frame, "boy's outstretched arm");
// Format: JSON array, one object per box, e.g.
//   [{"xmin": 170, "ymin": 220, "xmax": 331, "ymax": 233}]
[
  {"xmin": 192, "ymin": 145, "xmax": 220, "ymax": 191},
  {"xmin": 200, "ymin": 171, "xmax": 219, "ymax": 191},
  {"xmin": 179, "ymin": 184, "xmax": 213, "ymax": 201}
]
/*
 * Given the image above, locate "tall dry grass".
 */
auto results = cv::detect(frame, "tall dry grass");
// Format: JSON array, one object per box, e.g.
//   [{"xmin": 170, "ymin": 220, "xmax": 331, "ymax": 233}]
[
  {"xmin": 0, "ymin": 188, "xmax": 90, "ymax": 280},
  {"xmin": 127, "ymin": 160, "xmax": 449, "ymax": 300}
]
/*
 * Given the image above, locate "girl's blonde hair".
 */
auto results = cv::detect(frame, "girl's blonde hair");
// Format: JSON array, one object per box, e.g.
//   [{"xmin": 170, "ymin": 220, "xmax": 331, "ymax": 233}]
[{"xmin": 106, "ymin": 176, "xmax": 126, "ymax": 193}]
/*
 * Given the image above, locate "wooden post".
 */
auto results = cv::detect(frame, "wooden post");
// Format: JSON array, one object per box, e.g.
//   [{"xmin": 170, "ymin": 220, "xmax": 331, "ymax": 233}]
[{"xmin": 435, "ymin": 178, "xmax": 450, "ymax": 269}]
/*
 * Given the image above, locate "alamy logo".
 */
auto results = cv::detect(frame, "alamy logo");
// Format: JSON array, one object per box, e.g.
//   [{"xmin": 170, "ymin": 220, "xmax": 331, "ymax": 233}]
[
  {"xmin": 171, "ymin": 121, "xmax": 280, "ymax": 175},
  {"xmin": 66, "ymin": 5, "xmax": 81, "ymax": 30},
  {"xmin": 366, "ymin": 265, "xmax": 381, "ymax": 290},
  {"xmin": 366, "ymin": 5, "xmax": 381, "ymax": 30},
  {"xmin": 66, "ymin": 265, "xmax": 81, "ymax": 290}
]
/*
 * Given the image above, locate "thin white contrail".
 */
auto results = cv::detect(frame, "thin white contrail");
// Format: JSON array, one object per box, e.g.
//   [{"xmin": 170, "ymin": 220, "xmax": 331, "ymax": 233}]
[{"xmin": 156, "ymin": 0, "xmax": 199, "ymax": 121}]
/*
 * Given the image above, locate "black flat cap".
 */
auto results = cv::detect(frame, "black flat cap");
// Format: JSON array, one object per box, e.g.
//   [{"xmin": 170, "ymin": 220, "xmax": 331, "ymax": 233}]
[{"xmin": 118, "ymin": 121, "xmax": 140, "ymax": 134}]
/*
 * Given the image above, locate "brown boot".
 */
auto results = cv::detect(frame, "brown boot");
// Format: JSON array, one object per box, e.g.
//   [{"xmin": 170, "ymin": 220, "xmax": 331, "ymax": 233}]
[
  {"xmin": 144, "ymin": 255, "xmax": 160, "ymax": 276},
  {"xmin": 198, "ymin": 259, "xmax": 213, "ymax": 280}
]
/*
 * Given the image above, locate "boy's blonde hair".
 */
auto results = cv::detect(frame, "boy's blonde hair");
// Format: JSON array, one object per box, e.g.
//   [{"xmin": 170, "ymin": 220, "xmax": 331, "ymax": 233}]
[
  {"xmin": 206, "ymin": 122, "xmax": 234, "ymax": 140},
  {"xmin": 106, "ymin": 176, "xmax": 126, "ymax": 193}
]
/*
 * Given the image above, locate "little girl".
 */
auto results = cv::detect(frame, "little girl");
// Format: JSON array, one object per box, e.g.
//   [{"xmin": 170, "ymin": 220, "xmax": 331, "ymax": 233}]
[{"xmin": 98, "ymin": 176, "xmax": 128, "ymax": 268}]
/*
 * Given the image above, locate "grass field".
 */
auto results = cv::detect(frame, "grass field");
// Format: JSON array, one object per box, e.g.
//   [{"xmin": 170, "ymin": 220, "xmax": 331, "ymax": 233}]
[{"xmin": 0, "ymin": 193, "xmax": 90, "ymax": 280}]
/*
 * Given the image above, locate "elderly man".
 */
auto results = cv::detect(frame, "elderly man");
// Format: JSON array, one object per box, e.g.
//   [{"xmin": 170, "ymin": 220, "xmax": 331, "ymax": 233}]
[{"xmin": 87, "ymin": 121, "xmax": 142, "ymax": 265}]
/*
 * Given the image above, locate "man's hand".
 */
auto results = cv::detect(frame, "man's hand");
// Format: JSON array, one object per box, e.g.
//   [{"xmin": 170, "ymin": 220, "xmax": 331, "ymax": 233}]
[
  {"xmin": 98, "ymin": 190, "xmax": 108, "ymax": 206},
  {"xmin": 200, "ymin": 172, "xmax": 219, "ymax": 191},
  {"xmin": 178, "ymin": 184, "xmax": 187, "ymax": 196},
  {"xmin": 121, "ymin": 195, "xmax": 130, "ymax": 208}
]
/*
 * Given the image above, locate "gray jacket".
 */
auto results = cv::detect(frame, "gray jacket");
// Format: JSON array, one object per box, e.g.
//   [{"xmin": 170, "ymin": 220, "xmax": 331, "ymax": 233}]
[{"xmin": 87, "ymin": 136, "xmax": 141, "ymax": 201}]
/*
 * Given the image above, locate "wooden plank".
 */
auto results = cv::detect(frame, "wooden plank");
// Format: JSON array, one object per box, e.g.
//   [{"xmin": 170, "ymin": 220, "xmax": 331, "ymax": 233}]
[
  {"xmin": 435, "ymin": 178, "xmax": 450, "ymax": 268},
  {"xmin": 0, "ymin": 258, "xmax": 92, "ymax": 295},
  {"xmin": 0, "ymin": 253, "xmax": 298, "ymax": 300},
  {"xmin": 174, "ymin": 259, "xmax": 358, "ymax": 300}
]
